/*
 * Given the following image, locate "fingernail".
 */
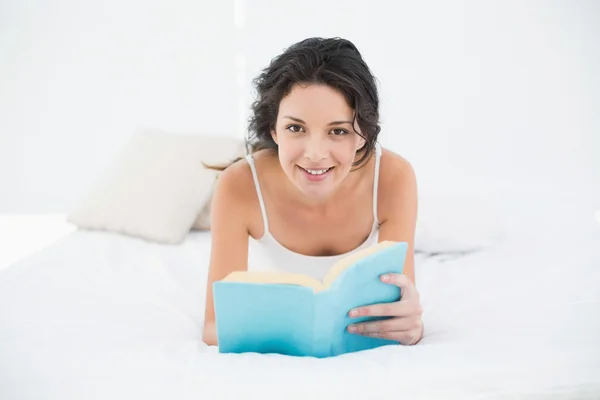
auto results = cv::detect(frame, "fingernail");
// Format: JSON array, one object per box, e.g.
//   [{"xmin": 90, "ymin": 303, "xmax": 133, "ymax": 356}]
[
  {"xmin": 349, "ymin": 309, "xmax": 359, "ymax": 317},
  {"xmin": 381, "ymin": 274, "xmax": 390, "ymax": 281},
  {"xmin": 348, "ymin": 325, "xmax": 357, "ymax": 333}
]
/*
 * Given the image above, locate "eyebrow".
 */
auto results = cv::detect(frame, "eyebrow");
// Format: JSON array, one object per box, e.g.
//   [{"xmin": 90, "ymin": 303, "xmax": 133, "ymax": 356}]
[{"xmin": 282, "ymin": 116, "xmax": 353, "ymax": 126}]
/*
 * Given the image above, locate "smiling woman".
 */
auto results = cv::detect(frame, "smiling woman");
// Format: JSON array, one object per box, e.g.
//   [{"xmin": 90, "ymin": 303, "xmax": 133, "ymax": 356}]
[
  {"xmin": 273, "ymin": 84, "xmax": 368, "ymax": 199},
  {"xmin": 202, "ymin": 37, "xmax": 422, "ymax": 349}
]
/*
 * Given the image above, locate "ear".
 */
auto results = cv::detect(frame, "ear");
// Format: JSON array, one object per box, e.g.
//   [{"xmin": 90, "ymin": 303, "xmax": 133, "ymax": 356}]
[
  {"xmin": 356, "ymin": 135, "xmax": 366, "ymax": 151},
  {"xmin": 271, "ymin": 129, "xmax": 278, "ymax": 145}
]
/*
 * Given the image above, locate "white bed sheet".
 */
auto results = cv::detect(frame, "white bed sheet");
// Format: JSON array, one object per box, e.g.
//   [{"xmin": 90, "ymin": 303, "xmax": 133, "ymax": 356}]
[
  {"xmin": 1, "ymin": 221, "xmax": 599, "ymax": 399},
  {"xmin": 0, "ymin": 214, "xmax": 75, "ymax": 271}
]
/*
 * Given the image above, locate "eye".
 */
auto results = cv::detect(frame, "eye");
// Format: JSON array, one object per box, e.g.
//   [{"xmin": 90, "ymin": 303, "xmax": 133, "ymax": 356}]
[
  {"xmin": 331, "ymin": 128, "xmax": 348, "ymax": 136},
  {"xmin": 286, "ymin": 124, "xmax": 304, "ymax": 133}
]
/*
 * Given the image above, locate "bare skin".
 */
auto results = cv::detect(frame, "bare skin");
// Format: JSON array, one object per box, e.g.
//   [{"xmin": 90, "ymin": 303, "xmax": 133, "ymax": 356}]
[{"xmin": 202, "ymin": 83, "xmax": 422, "ymax": 347}]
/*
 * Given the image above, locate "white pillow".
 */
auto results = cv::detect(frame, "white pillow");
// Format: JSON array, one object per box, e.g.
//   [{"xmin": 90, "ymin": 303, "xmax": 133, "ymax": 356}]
[
  {"xmin": 191, "ymin": 173, "xmax": 219, "ymax": 231},
  {"xmin": 414, "ymin": 190, "xmax": 505, "ymax": 254},
  {"xmin": 68, "ymin": 129, "xmax": 245, "ymax": 244}
]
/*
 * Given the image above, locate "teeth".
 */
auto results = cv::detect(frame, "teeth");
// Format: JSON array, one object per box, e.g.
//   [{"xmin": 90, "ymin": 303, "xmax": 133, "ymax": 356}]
[{"xmin": 305, "ymin": 168, "xmax": 330, "ymax": 175}]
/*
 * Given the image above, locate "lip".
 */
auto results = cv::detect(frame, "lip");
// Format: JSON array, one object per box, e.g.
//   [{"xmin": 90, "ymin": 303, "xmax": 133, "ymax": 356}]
[{"xmin": 297, "ymin": 165, "xmax": 334, "ymax": 182}]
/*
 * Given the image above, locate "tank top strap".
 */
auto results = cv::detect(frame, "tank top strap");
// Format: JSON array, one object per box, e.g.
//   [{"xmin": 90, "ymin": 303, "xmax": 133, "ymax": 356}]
[
  {"xmin": 372, "ymin": 142, "xmax": 382, "ymax": 226},
  {"xmin": 245, "ymin": 154, "xmax": 270, "ymax": 232}
]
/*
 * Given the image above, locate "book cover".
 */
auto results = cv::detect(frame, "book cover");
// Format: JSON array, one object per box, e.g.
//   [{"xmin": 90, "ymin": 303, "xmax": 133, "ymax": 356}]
[{"xmin": 213, "ymin": 240, "xmax": 408, "ymax": 358}]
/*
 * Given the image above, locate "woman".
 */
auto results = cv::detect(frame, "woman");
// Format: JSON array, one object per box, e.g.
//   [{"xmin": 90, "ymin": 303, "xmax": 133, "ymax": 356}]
[{"xmin": 203, "ymin": 37, "xmax": 423, "ymax": 347}]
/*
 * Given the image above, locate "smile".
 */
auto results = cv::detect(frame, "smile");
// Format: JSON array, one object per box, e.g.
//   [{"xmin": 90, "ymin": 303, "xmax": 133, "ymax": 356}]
[
  {"xmin": 301, "ymin": 167, "xmax": 333, "ymax": 175},
  {"xmin": 297, "ymin": 166, "xmax": 334, "ymax": 181}
]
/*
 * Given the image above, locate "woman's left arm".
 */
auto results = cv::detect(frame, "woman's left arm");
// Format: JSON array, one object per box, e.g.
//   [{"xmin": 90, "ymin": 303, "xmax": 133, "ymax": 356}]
[
  {"xmin": 377, "ymin": 153, "xmax": 418, "ymax": 284},
  {"xmin": 346, "ymin": 152, "xmax": 423, "ymax": 345}
]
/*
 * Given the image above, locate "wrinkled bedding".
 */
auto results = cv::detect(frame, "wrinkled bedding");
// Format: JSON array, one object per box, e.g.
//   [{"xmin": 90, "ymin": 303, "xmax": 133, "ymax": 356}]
[{"xmin": 1, "ymin": 221, "xmax": 599, "ymax": 399}]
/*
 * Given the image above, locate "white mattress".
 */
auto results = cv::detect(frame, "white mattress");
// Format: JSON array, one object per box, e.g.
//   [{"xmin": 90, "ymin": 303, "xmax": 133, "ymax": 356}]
[
  {"xmin": 0, "ymin": 214, "xmax": 75, "ymax": 271},
  {"xmin": 1, "ymin": 220, "xmax": 599, "ymax": 399}
]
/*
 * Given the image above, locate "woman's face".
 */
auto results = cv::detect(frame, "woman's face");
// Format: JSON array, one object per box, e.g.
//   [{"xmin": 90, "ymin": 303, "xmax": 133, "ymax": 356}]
[{"xmin": 271, "ymin": 83, "xmax": 366, "ymax": 200}]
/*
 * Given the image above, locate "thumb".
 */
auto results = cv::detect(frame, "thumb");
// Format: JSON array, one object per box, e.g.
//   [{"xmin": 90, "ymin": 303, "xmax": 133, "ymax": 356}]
[{"xmin": 381, "ymin": 273, "xmax": 418, "ymax": 300}]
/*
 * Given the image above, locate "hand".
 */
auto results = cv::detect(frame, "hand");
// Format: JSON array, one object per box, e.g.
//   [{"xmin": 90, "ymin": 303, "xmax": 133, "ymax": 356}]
[{"xmin": 346, "ymin": 273, "xmax": 424, "ymax": 345}]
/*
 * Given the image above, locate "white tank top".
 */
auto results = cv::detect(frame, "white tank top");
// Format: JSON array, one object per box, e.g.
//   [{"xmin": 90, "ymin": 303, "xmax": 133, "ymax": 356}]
[{"xmin": 246, "ymin": 143, "xmax": 382, "ymax": 281}]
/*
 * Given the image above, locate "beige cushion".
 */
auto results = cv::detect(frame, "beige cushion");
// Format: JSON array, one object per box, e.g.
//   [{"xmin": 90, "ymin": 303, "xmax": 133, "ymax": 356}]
[
  {"xmin": 68, "ymin": 129, "xmax": 245, "ymax": 244},
  {"xmin": 191, "ymin": 175, "xmax": 218, "ymax": 230}
]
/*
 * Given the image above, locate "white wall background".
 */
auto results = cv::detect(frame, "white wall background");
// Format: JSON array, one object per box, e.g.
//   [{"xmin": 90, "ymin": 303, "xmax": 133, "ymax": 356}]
[
  {"xmin": 1, "ymin": 0, "xmax": 239, "ymax": 212},
  {"xmin": 1, "ymin": 0, "xmax": 599, "ymax": 221}
]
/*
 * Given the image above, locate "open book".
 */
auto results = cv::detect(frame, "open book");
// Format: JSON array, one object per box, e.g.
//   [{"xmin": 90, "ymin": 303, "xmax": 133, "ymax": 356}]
[{"xmin": 213, "ymin": 240, "xmax": 408, "ymax": 358}]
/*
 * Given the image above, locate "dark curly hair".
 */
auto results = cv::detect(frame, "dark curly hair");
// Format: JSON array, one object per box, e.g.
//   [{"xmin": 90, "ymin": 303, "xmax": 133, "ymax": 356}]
[{"xmin": 207, "ymin": 37, "xmax": 381, "ymax": 171}]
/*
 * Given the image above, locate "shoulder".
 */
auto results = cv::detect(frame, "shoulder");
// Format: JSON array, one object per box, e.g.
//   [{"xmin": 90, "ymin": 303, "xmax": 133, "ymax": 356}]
[
  {"xmin": 376, "ymin": 147, "xmax": 418, "ymax": 222},
  {"xmin": 211, "ymin": 149, "xmax": 273, "ymax": 229},
  {"xmin": 378, "ymin": 147, "xmax": 417, "ymax": 192},
  {"xmin": 215, "ymin": 149, "xmax": 274, "ymax": 194},
  {"xmin": 213, "ymin": 156, "xmax": 254, "ymax": 201}
]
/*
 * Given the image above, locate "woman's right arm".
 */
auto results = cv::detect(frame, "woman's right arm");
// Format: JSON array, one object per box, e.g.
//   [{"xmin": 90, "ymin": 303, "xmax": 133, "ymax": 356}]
[{"xmin": 202, "ymin": 162, "xmax": 251, "ymax": 346}]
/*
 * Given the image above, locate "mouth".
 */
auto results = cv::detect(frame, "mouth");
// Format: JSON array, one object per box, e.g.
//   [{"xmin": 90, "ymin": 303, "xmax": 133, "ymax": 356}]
[
  {"xmin": 299, "ymin": 166, "xmax": 334, "ymax": 175},
  {"xmin": 297, "ymin": 165, "xmax": 334, "ymax": 181}
]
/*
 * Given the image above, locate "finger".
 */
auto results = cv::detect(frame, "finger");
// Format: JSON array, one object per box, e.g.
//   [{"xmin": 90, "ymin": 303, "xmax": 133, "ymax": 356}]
[
  {"xmin": 347, "ymin": 319, "xmax": 395, "ymax": 334},
  {"xmin": 349, "ymin": 300, "xmax": 419, "ymax": 318},
  {"xmin": 362, "ymin": 329, "xmax": 421, "ymax": 345},
  {"xmin": 348, "ymin": 316, "xmax": 420, "ymax": 334},
  {"xmin": 381, "ymin": 273, "xmax": 419, "ymax": 300}
]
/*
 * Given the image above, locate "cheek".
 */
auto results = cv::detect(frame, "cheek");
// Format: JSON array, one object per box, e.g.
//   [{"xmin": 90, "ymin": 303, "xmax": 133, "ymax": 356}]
[
  {"xmin": 332, "ymin": 141, "xmax": 360, "ymax": 165},
  {"xmin": 277, "ymin": 140, "xmax": 303, "ymax": 165},
  {"xmin": 336, "ymin": 153, "xmax": 357, "ymax": 168}
]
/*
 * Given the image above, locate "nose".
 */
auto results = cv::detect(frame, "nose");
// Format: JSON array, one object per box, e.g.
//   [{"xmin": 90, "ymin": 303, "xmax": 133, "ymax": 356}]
[{"xmin": 304, "ymin": 135, "xmax": 328, "ymax": 162}]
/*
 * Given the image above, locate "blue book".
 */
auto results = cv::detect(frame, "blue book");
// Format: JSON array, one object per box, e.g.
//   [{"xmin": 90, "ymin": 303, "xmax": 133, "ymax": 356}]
[{"xmin": 213, "ymin": 241, "xmax": 408, "ymax": 358}]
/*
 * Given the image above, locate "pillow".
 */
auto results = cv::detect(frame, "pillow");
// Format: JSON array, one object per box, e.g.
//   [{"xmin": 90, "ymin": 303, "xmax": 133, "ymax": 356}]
[
  {"xmin": 414, "ymin": 190, "xmax": 505, "ymax": 254},
  {"xmin": 68, "ymin": 129, "xmax": 246, "ymax": 244},
  {"xmin": 191, "ymin": 173, "xmax": 218, "ymax": 230}
]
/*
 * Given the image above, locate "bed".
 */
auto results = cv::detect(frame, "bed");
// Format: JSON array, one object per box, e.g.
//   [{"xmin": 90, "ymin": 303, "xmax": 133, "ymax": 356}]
[{"xmin": 1, "ymin": 214, "xmax": 599, "ymax": 399}]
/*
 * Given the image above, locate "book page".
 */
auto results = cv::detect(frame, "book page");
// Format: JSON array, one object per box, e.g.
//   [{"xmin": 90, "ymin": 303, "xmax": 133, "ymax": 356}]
[
  {"xmin": 322, "ymin": 241, "xmax": 400, "ymax": 289},
  {"xmin": 221, "ymin": 271, "xmax": 324, "ymax": 292}
]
